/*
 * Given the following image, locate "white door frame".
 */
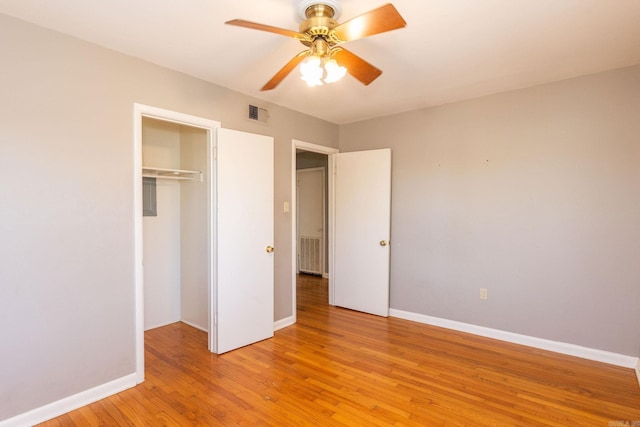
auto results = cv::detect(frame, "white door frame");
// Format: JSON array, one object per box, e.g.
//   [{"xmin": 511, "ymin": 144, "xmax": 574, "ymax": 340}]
[
  {"xmin": 291, "ymin": 140, "xmax": 338, "ymax": 321},
  {"xmin": 133, "ymin": 104, "xmax": 220, "ymax": 383}
]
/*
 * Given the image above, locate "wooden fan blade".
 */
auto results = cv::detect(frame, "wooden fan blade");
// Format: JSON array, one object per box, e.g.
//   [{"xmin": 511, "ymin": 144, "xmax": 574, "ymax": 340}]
[
  {"xmin": 332, "ymin": 4, "xmax": 407, "ymax": 42},
  {"xmin": 225, "ymin": 19, "xmax": 305, "ymax": 40},
  {"xmin": 333, "ymin": 48, "xmax": 382, "ymax": 86},
  {"xmin": 261, "ymin": 51, "xmax": 309, "ymax": 91}
]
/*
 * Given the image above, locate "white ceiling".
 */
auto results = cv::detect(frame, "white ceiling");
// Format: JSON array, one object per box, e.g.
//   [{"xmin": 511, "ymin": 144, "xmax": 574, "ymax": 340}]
[{"xmin": 1, "ymin": 0, "xmax": 639, "ymax": 124}]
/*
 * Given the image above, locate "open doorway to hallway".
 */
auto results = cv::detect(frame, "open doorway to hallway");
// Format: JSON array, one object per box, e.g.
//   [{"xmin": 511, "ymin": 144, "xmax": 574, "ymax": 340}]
[
  {"xmin": 296, "ymin": 151, "xmax": 328, "ymax": 278},
  {"xmin": 296, "ymin": 150, "xmax": 329, "ymax": 311},
  {"xmin": 296, "ymin": 273, "xmax": 329, "ymax": 310},
  {"xmin": 291, "ymin": 140, "xmax": 338, "ymax": 319}
]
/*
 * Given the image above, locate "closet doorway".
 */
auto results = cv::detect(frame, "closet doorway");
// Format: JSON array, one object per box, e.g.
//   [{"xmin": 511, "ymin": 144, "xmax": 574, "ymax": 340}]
[
  {"xmin": 134, "ymin": 105, "xmax": 219, "ymax": 383},
  {"xmin": 135, "ymin": 104, "xmax": 275, "ymax": 384},
  {"xmin": 141, "ymin": 117, "xmax": 209, "ymax": 333}
]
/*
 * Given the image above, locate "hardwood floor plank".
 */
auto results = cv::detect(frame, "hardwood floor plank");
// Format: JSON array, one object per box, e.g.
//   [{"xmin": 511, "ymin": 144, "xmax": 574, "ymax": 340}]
[
  {"xmin": 95, "ymin": 399, "xmax": 136, "ymax": 427},
  {"xmin": 37, "ymin": 274, "xmax": 640, "ymax": 426}
]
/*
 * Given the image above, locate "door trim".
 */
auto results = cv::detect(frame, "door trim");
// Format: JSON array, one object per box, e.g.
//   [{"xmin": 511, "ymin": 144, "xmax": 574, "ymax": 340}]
[
  {"xmin": 133, "ymin": 104, "xmax": 220, "ymax": 384},
  {"xmin": 291, "ymin": 140, "xmax": 338, "ymax": 322}
]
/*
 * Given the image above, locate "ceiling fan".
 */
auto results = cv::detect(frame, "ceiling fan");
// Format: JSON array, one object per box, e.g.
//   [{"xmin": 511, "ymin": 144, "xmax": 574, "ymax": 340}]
[{"xmin": 225, "ymin": 0, "xmax": 407, "ymax": 90}]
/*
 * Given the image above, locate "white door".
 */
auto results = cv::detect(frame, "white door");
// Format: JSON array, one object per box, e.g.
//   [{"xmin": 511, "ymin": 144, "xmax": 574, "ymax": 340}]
[
  {"xmin": 297, "ymin": 168, "xmax": 324, "ymax": 275},
  {"xmin": 215, "ymin": 128, "xmax": 274, "ymax": 353},
  {"xmin": 333, "ymin": 149, "xmax": 391, "ymax": 317}
]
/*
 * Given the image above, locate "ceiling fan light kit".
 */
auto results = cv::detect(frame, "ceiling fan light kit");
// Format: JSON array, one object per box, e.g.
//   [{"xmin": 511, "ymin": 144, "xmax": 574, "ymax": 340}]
[
  {"xmin": 299, "ymin": 35, "xmax": 347, "ymax": 87},
  {"xmin": 300, "ymin": 55, "xmax": 347, "ymax": 87},
  {"xmin": 323, "ymin": 58, "xmax": 347, "ymax": 83},
  {"xmin": 226, "ymin": 2, "xmax": 406, "ymax": 90}
]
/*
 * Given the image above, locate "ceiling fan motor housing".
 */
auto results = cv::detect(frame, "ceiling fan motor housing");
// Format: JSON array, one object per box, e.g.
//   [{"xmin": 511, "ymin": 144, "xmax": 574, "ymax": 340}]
[
  {"xmin": 298, "ymin": 1, "xmax": 344, "ymax": 49},
  {"xmin": 296, "ymin": 0, "xmax": 342, "ymax": 21},
  {"xmin": 299, "ymin": 15, "xmax": 338, "ymax": 42}
]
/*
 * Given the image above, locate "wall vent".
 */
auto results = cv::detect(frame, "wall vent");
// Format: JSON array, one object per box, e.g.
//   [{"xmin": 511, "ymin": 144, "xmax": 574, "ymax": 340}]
[
  {"xmin": 248, "ymin": 104, "xmax": 269, "ymax": 125},
  {"xmin": 299, "ymin": 236, "xmax": 322, "ymax": 275}
]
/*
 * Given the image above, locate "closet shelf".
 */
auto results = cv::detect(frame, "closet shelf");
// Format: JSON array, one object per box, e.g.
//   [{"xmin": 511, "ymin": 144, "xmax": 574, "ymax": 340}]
[{"xmin": 142, "ymin": 166, "xmax": 202, "ymax": 182}]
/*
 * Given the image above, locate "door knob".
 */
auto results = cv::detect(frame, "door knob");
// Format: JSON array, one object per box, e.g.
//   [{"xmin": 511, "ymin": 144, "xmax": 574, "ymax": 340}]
[
  {"xmin": 379, "ymin": 240, "xmax": 387, "ymax": 247},
  {"xmin": 266, "ymin": 246, "xmax": 275, "ymax": 253}
]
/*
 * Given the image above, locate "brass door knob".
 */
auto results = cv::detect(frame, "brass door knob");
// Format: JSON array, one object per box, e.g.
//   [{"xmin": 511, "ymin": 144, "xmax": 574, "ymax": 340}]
[
  {"xmin": 266, "ymin": 246, "xmax": 275, "ymax": 253},
  {"xmin": 379, "ymin": 240, "xmax": 387, "ymax": 246}
]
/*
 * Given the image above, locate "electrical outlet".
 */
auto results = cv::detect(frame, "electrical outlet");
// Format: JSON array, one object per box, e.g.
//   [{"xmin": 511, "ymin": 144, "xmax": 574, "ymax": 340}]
[{"xmin": 480, "ymin": 288, "xmax": 488, "ymax": 300}]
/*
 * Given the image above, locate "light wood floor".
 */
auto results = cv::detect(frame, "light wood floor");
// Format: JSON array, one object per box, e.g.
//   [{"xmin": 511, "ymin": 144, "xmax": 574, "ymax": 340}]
[{"xmin": 40, "ymin": 274, "xmax": 640, "ymax": 426}]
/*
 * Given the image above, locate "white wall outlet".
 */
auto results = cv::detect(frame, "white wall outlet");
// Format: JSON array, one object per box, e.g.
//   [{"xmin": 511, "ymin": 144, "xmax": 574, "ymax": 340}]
[
  {"xmin": 480, "ymin": 288, "xmax": 488, "ymax": 300},
  {"xmin": 283, "ymin": 201, "xmax": 290, "ymax": 213}
]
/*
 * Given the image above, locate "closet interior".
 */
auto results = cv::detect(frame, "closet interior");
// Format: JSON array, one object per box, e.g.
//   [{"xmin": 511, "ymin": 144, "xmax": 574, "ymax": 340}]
[{"xmin": 142, "ymin": 117, "xmax": 209, "ymax": 333}]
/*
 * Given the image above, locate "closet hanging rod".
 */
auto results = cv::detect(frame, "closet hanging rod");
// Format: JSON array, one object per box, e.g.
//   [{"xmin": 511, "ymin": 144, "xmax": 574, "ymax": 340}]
[{"xmin": 142, "ymin": 166, "xmax": 202, "ymax": 182}]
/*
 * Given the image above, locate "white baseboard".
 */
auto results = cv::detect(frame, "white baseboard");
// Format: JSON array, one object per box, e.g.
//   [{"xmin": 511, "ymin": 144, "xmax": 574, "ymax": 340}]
[
  {"xmin": 181, "ymin": 319, "xmax": 208, "ymax": 333},
  {"xmin": 0, "ymin": 373, "xmax": 136, "ymax": 427},
  {"xmin": 636, "ymin": 359, "xmax": 640, "ymax": 388},
  {"xmin": 389, "ymin": 309, "xmax": 638, "ymax": 369},
  {"xmin": 322, "ymin": 272, "xmax": 329, "ymax": 279},
  {"xmin": 274, "ymin": 315, "xmax": 295, "ymax": 331}
]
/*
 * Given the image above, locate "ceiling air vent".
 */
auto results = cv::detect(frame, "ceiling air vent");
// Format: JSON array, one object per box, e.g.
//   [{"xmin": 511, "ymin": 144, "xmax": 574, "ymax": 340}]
[{"xmin": 248, "ymin": 104, "xmax": 269, "ymax": 125}]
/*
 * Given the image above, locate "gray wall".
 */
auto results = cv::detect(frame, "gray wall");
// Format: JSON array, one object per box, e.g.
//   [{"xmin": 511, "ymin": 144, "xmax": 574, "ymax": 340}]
[
  {"xmin": 0, "ymin": 14, "xmax": 337, "ymax": 421},
  {"xmin": 339, "ymin": 65, "xmax": 640, "ymax": 357}
]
